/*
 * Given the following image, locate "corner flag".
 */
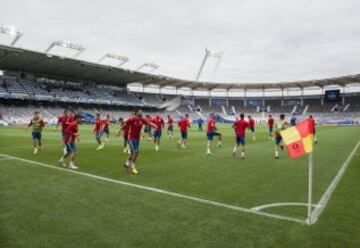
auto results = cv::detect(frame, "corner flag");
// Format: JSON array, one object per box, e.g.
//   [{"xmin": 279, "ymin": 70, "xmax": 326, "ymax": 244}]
[{"xmin": 279, "ymin": 119, "xmax": 313, "ymax": 159}]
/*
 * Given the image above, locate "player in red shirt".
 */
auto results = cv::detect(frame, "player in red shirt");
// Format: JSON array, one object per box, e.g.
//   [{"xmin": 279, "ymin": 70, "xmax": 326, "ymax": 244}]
[
  {"xmin": 28, "ymin": 111, "xmax": 45, "ymax": 154},
  {"xmin": 123, "ymin": 109, "xmax": 157, "ymax": 174},
  {"xmin": 167, "ymin": 115, "xmax": 174, "ymax": 139},
  {"xmin": 308, "ymin": 115, "xmax": 317, "ymax": 144},
  {"xmin": 116, "ymin": 117, "xmax": 130, "ymax": 154},
  {"xmin": 152, "ymin": 115, "xmax": 165, "ymax": 151},
  {"xmin": 102, "ymin": 114, "xmax": 111, "ymax": 143},
  {"xmin": 206, "ymin": 113, "xmax": 222, "ymax": 155},
  {"xmin": 143, "ymin": 114, "xmax": 153, "ymax": 141},
  {"xmin": 232, "ymin": 113, "xmax": 249, "ymax": 159},
  {"xmin": 93, "ymin": 113, "xmax": 104, "ymax": 150},
  {"xmin": 56, "ymin": 109, "xmax": 75, "ymax": 155},
  {"xmin": 267, "ymin": 114, "xmax": 275, "ymax": 140},
  {"xmin": 177, "ymin": 113, "xmax": 191, "ymax": 149},
  {"xmin": 58, "ymin": 113, "xmax": 82, "ymax": 169},
  {"xmin": 247, "ymin": 115, "xmax": 256, "ymax": 141}
]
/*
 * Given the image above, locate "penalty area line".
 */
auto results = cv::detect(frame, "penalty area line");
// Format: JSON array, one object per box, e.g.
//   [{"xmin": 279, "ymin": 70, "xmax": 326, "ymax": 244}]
[
  {"xmin": 0, "ymin": 152, "xmax": 306, "ymax": 225},
  {"xmin": 310, "ymin": 139, "xmax": 360, "ymax": 224}
]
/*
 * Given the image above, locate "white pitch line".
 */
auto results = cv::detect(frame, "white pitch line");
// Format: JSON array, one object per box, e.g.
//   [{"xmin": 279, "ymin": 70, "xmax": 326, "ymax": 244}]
[
  {"xmin": 251, "ymin": 202, "xmax": 320, "ymax": 211},
  {"xmin": 0, "ymin": 157, "xmax": 15, "ymax": 161},
  {"xmin": 309, "ymin": 139, "xmax": 360, "ymax": 224},
  {"xmin": 0, "ymin": 152, "xmax": 305, "ymax": 225}
]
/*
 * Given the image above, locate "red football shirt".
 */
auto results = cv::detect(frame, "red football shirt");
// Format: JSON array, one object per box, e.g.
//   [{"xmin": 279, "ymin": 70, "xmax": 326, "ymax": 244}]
[
  {"xmin": 152, "ymin": 117, "xmax": 164, "ymax": 132},
  {"xmin": 167, "ymin": 117, "xmax": 174, "ymax": 127},
  {"xmin": 94, "ymin": 118, "xmax": 102, "ymax": 132},
  {"xmin": 248, "ymin": 118, "xmax": 255, "ymax": 128},
  {"xmin": 268, "ymin": 117, "xmax": 274, "ymax": 128},
  {"xmin": 120, "ymin": 120, "xmax": 129, "ymax": 136},
  {"xmin": 178, "ymin": 118, "xmax": 190, "ymax": 132},
  {"xmin": 125, "ymin": 117, "xmax": 149, "ymax": 140},
  {"xmin": 58, "ymin": 115, "xmax": 68, "ymax": 132},
  {"xmin": 103, "ymin": 117, "xmax": 110, "ymax": 129},
  {"xmin": 234, "ymin": 119, "xmax": 248, "ymax": 137},
  {"xmin": 64, "ymin": 121, "xmax": 78, "ymax": 143},
  {"xmin": 207, "ymin": 118, "xmax": 216, "ymax": 133}
]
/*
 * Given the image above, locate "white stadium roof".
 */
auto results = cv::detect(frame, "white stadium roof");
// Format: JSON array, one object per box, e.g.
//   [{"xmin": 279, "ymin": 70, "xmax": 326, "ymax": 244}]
[{"xmin": 0, "ymin": 44, "xmax": 360, "ymax": 91}]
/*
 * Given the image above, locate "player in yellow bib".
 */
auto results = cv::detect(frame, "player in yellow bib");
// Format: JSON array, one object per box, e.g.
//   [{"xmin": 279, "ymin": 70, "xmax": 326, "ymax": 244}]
[
  {"xmin": 27, "ymin": 111, "xmax": 45, "ymax": 154},
  {"xmin": 274, "ymin": 114, "xmax": 288, "ymax": 159}
]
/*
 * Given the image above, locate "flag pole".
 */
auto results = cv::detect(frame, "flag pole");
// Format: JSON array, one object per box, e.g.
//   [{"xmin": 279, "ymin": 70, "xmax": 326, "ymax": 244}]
[{"xmin": 307, "ymin": 151, "xmax": 313, "ymax": 225}]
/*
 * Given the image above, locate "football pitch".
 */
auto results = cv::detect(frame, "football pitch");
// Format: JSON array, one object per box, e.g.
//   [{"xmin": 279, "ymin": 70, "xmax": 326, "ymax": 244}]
[{"xmin": 1, "ymin": 124, "xmax": 360, "ymax": 247}]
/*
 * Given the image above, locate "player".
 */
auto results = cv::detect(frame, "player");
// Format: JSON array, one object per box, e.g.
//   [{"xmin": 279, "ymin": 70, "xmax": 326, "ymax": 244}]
[
  {"xmin": 274, "ymin": 114, "xmax": 288, "ymax": 159},
  {"xmin": 102, "ymin": 115, "xmax": 111, "ymax": 143},
  {"xmin": 28, "ymin": 111, "xmax": 45, "ymax": 154},
  {"xmin": 58, "ymin": 113, "xmax": 82, "ymax": 169},
  {"xmin": 248, "ymin": 115, "xmax": 256, "ymax": 140},
  {"xmin": 308, "ymin": 115, "xmax": 317, "ymax": 144},
  {"xmin": 93, "ymin": 113, "xmax": 104, "ymax": 150},
  {"xmin": 290, "ymin": 114, "xmax": 297, "ymax": 126},
  {"xmin": 117, "ymin": 117, "xmax": 130, "ymax": 154},
  {"xmin": 123, "ymin": 109, "xmax": 157, "ymax": 174},
  {"xmin": 152, "ymin": 114, "xmax": 165, "ymax": 151},
  {"xmin": 206, "ymin": 113, "xmax": 222, "ymax": 155},
  {"xmin": 56, "ymin": 109, "xmax": 74, "ymax": 154},
  {"xmin": 267, "ymin": 114, "xmax": 275, "ymax": 139},
  {"xmin": 143, "ymin": 114, "xmax": 153, "ymax": 141},
  {"xmin": 198, "ymin": 118, "xmax": 204, "ymax": 131},
  {"xmin": 177, "ymin": 113, "xmax": 191, "ymax": 149},
  {"xmin": 167, "ymin": 115, "xmax": 174, "ymax": 139},
  {"xmin": 232, "ymin": 113, "xmax": 248, "ymax": 159}
]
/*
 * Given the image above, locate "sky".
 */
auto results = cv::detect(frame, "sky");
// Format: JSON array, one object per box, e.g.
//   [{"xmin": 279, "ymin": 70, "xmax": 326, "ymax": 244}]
[{"xmin": 0, "ymin": 0, "xmax": 360, "ymax": 84}]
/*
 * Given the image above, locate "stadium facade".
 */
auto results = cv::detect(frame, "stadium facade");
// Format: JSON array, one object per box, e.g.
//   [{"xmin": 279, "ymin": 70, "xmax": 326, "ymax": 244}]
[{"xmin": 0, "ymin": 44, "xmax": 359, "ymax": 125}]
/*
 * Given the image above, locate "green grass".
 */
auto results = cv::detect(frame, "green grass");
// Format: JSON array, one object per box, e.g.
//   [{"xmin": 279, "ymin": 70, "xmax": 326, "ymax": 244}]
[{"xmin": 0, "ymin": 124, "xmax": 360, "ymax": 247}]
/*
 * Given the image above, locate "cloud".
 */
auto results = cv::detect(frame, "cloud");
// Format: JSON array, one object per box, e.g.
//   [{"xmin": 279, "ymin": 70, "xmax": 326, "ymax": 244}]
[{"xmin": 0, "ymin": 0, "xmax": 359, "ymax": 83}]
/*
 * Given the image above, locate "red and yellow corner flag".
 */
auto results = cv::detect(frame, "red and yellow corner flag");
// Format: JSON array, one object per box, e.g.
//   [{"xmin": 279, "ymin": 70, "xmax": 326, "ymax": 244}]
[{"xmin": 279, "ymin": 120, "xmax": 314, "ymax": 159}]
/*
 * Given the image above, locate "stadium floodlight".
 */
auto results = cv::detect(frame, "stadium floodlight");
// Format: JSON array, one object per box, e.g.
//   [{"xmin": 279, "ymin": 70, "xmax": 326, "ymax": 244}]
[
  {"xmin": 98, "ymin": 53, "xmax": 130, "ymax": 67},
  {"xmin": 137, "ymin": 63, "xmax": 160, "ymax": 73},
  {"xmin": 44, "ymin": 40, "xmax": 85, "ymax": 58},
  {"xmin": 0, "ymin": 25, "xmax": 23, "ymax": 46},
  {"xmin": 195, "ymin": 48, "xmax": 223, "ymax": 81}
]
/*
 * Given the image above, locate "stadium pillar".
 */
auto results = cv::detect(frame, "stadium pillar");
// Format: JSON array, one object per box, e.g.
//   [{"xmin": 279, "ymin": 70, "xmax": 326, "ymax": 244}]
[
  {"xmin": 300, "ymin": 88, "xmax": 304, "ymax": 106},
  {"xmin": 342, "ymin": 86, "xmax": 346, "ymax": 105},
  {"xmin": 321, "ymin": 87, "xmax": 324, "ymax": 105}
]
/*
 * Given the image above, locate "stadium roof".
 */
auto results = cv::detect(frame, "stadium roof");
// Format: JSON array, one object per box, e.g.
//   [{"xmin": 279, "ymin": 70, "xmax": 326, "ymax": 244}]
[{"xmin": 0, "ymin": 44, "xmax": 360, "ymax": 91}]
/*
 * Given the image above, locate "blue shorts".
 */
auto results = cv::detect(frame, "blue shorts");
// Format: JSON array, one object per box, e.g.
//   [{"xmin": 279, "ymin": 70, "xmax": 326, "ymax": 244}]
[
  {"xmin": 128, "ymin": 139, "xmax": 140, "ymax": 153},
  {"xmin": 236, "ymin": 136, "xmax": 245, "ymax": 145},
  {"xmin": 32, "ymin": 132, "xmax": 41, "ymax": 140},
  {"xmin": 181, "ymin": 131, "xmax": 187, "ymax": 139},
  {"xmin": 275, "ymin": 136, "xmax": 282, "ymax": 144},
  {"xmin": 167, "ymin": 126, "xmax": 173, "ymax": 132},
  {"xmin": 65, "ymin": 142, "xmax": 76, "ymax": 153},
  {"xmin": 207, "ymin": 132, "xmax": 221, "ymax": 141},
  {"xmin": 103, "ymin": 128, "xmax": 109, "ymax": 135},
  {"xmin": 95, "ymin": 132, "xmax": 102, "ymax": 140},
  {"xmin": 250, "ymin": 127, "xmax": 255, "ymax": 133},
  {"xmin": 153, "ymin": 130, "xmax": 162, "ymax": 138},
  {"xmin": 144, "ymin": 127, "xmax": 151, "ymax": 133},
  {"xmin": 269, "ymin": 127, "xmax": 273, "ymax": 133}
]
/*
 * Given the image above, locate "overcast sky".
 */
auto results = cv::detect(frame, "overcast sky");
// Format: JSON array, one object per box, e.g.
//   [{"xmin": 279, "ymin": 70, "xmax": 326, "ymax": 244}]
[{"xmin": 0, "ymin": 0, "xmax": 360, "ymax": 83}]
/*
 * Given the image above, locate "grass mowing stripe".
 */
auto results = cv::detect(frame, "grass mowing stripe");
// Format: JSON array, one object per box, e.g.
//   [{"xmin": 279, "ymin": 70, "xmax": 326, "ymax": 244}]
[
  {"xmin": 310, "ymin": 139, "xmax": 360, "ymax": 224},
  {"xmin": 0, "ymin": 152, "xmax": 306, "ymax": 225}
]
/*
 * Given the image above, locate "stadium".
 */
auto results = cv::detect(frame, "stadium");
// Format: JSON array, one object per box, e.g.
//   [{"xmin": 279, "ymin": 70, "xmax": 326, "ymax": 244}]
[{"xmin": 1, "ymin": 1, "xmax": 360, "ymax": 247}]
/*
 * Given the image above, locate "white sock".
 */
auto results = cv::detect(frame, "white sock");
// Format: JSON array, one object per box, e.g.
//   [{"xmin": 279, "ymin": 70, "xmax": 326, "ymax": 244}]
[
  {"xmin": 241, "ymin": 152, "xmax": 245, "ymax": 157},
  {"xmin": 275, "ymin": 151, "xmax": 279, "ymax": 157},
  {"xmin": 131, "ymin": 162, "xmax": 135, "ymax": 168},
  {"xmin": 126, "ymin": 160, "xmax": 130, "ymax": 166},
  {"xmin": 233, "ymin": 147, "xmax": 237, "ymax": 153},
  {"xmin": 207, "ymin": 148, "xmax": 211, "ymax": 153}
]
